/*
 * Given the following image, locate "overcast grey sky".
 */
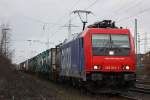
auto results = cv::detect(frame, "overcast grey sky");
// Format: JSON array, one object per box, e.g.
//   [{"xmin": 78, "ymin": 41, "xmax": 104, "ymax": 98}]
[{"xmin": 0, "ymin": 0, "xmax": 150, "ymax": 63}]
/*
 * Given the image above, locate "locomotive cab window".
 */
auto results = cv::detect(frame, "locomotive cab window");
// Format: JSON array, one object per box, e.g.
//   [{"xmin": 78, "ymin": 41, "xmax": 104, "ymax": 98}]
[
  {"xmin": 111, "ymin": 34, "xmax": 130, "ymax": 48},
  {"xmin": 92, "ymin": 34, "xmax": 110, "ymax": 48},
  {"xmin": 92, "ymin": 34, "xmax": 130, "ymax": 56}
]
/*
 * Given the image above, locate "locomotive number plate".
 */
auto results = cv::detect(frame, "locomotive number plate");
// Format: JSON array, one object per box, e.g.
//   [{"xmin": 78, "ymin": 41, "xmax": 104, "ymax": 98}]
[{"xmin": 104, "ymin": 66, "xmax": 118, "ymax": 70}]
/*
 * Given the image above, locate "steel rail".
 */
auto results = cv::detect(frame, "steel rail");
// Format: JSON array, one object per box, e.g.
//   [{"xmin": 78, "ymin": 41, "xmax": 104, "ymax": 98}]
[{"xmin": 129, "ymin": 87, "xmax": 150, "ymax": 94}]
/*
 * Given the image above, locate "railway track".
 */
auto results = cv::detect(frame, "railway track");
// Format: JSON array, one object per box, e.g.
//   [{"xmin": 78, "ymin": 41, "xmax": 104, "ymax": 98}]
[
  {"xmin": 129, "ymin": 87, "xmax": 150, "ymax": 94},
  {"xmin": 85, "ymin": 85, "xmax": 150, "ymax": 100},
  {"xmin": 118, "ymin": 91, "xmax": 139, "ymax": 100},
  {"xmin": 120, "ymin": 85, "xmax": 150, "ymax": 100},
  {"xmin": 118, "ymin": 84, "xmax": 150, "ymax": 100},
  {"xmin": 136, "ymin": 80, "xmax": 150, "ymax": 85},
  {"xmin": 135, "ymin": 80, "xmax": 150, "ymax": 94},
  {"xmin": 85, "ymin": 86, "xmax": 138, "ymax": 100}
]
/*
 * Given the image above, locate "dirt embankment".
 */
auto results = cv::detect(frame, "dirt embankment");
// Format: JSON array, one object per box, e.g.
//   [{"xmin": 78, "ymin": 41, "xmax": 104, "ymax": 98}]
[{"xmin": 0, "ymin": 56, "xmax": 58, "ymax": 100}]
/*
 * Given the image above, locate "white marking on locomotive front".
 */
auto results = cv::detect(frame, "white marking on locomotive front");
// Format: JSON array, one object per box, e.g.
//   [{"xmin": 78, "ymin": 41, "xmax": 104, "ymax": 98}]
[{"xmin": 104, "ymin": 58, "xmax": 125, "ymax": 60}]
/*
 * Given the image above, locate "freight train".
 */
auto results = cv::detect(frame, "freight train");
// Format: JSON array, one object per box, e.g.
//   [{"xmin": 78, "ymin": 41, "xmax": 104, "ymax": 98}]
[{"xmin": 19, "ymin": 20, "xmax": 136, "ymax": 89}]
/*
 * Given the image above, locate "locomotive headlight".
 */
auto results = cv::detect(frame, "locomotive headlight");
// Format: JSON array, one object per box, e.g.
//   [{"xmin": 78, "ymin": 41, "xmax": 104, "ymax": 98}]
[
  {"xmin": 93, "ymin": 65, "xmax": 102, "ymax": 70},
  {"xmin": 94, "ymin": 65, "xmax": 98, "ymax": 70},
  {"xmin": 125, "ymin": 65, "xmax": 130, "ymax": 70}
]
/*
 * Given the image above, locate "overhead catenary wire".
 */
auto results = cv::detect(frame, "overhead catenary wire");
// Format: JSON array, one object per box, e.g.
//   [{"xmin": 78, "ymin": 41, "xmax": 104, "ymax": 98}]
[
  {"xmin": 22, "ymin": 15, "xmax": 60, "ymax": 26},
  {"xmin": 108, "ymin": 0, "xmax": 143, "ymax": 20},
  {"xmin": 120, "ymin": 0, "xmax": 143, "ymax": 14},
  {"xmin": 21, "ymin": 0, "xmax": 81, "ymax": 25},
  {"xmin": 95, "ymin": 0, "xmax": 147, "ymax": 22},
  {"xmin": 113, "ymin": 0, "xmax": 142, "ymax": 15},
  {"xmin": 88, "ymin": 0, "xmax": 148, "ymax": 23},
  {"xmin": 18, "ymin": 0, "xmax": 82, "ymax": 34},
  {"xmin": 47, "ymin": 0, "xmax": 82, "ymax": 39},
  {"xmin": 56, "ymin": 0, "xmax": 99, "ymax": 29},
  {"xmin": 54, "ymin": 0, "xmax": 81, "ymax": 25},
  {"xmin": 19, "ymin": 0, "xmax": 81, "ymax": 51},
  {"xmin": 117, "ymin": 7, "xmax": 150, "ymax": 22},
  {"xmin": 84, "ymin": 0, "xmax": 100, "ymax": 10}
]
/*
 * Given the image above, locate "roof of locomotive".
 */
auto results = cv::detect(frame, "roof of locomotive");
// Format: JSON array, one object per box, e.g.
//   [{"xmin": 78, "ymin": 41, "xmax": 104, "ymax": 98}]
[
  {"xmin": 82, "ymin": 28, "xmax": 130, "ymax": 35},
  {"xmin": 62, "ymin": 27, "xmax": 130, "ymax": 44},
  {"xmin": 62, "ymin": 20, "xmax": 131, "ymax": 44}
]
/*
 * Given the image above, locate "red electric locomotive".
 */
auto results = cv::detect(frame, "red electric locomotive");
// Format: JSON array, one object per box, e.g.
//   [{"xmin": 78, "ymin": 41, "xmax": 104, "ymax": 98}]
[
  {"xmin": 59, "ymin": 20, "xmax": 136, "ymax": 89},
  {"xmin": 82, "ymin": 20, "xmax": 136, "ymax": 87}
]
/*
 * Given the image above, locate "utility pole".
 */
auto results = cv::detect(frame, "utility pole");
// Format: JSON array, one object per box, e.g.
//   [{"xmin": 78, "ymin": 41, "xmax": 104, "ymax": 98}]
[
  {"xmin": 137, "ymin": 32, "xmax": 142, "ymax": 67},
  {"xmin": 68, "ymin": 18, "xmax": 72, "ymax": 37},
  {"xmin": 134, "ymin": 19, "xmax": 138, "ymax": 54},
  {"xmin": 144, "ymin": 32, "xmax": 148, "ymax": 53},
  {"xmin": 62, "ymin": 15, "xmax": 79, "ymax": 38},
  {"xmin": 137, "ymin": 32, "xmax": 140, "ymax": 54},
  {"xmin": 73, "ymin": 10, "xmax": 92, "ymax": 31},
  {"xmin": 134, "ymin": 19, "xmax": 139, "ymax": 67}
]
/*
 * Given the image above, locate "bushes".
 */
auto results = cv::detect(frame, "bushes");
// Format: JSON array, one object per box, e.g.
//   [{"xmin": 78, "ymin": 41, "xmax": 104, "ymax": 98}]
[
  {"xmin": 142, "ymin": 52, "xmax": 150, "ymax": 76},
  {"xmin": 0, "ymin": 55, "xmax": 13, "ymax": 76}
]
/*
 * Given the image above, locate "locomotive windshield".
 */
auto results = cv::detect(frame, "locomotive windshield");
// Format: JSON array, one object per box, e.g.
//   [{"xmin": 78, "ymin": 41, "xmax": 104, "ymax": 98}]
[{"xmin": 92, "ymin": 34, "xmax": 130, "ymax": 56}]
